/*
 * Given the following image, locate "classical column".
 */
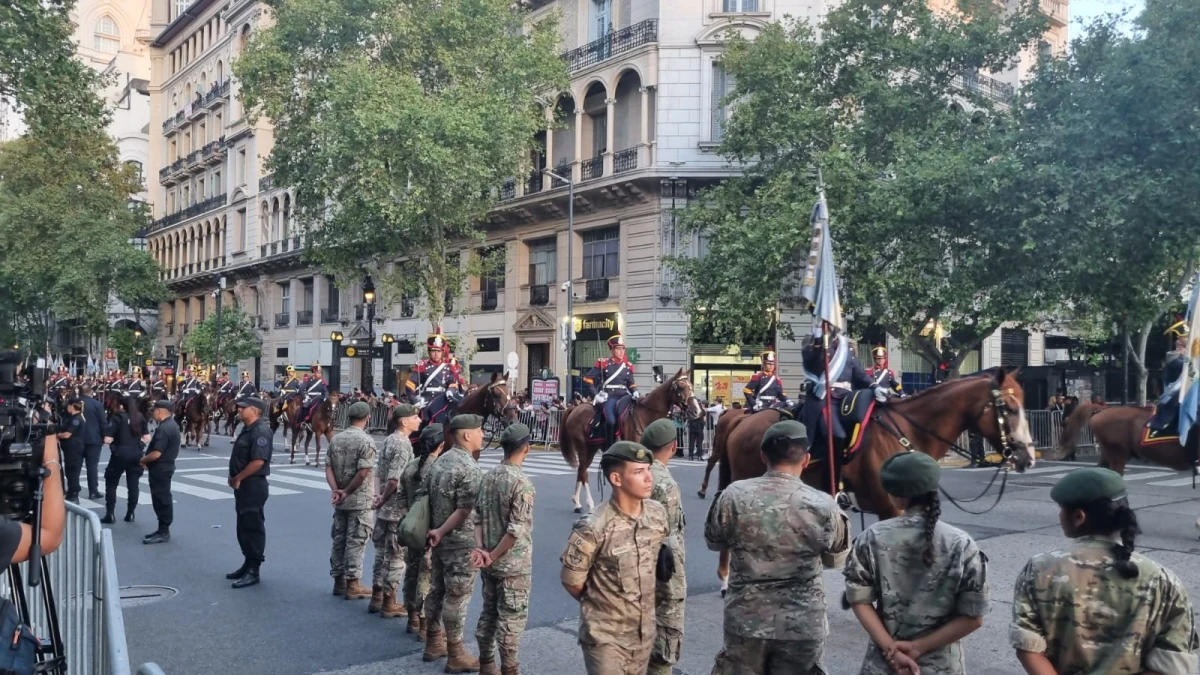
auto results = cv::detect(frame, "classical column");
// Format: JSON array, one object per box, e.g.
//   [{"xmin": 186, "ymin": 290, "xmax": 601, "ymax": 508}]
[
  {"xmin": 572, "ymin": 108, "xmax": 583, "ymax": 183},
  {"xmin": 603, "ymin": 97, "xmax": 616, "ymax": 176},
  {"xmin": 639, "ymin": 86, "xmax": 652, "ymax": 168},
  {"xmin": 543, "ymin": 106, "xmax": 555, "ymax": 192}
]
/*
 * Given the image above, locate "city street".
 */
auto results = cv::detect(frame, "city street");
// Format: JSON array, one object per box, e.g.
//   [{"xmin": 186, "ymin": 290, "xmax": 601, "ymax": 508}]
[{"xmin": 103, "ymin": 433, "xmax": 1200, "ymax": 675}]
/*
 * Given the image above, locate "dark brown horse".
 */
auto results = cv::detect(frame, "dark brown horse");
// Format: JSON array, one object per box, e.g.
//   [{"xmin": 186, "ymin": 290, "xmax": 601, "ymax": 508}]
[
  {"xmin": 218, "ymin": 395, "xmax": 240, "ymax": 436},
  {"xmin": 697, "ymin": 407, "xmax": 747, "ymax": 499},
  {"xmin": 178, "ymin": 389, "xmax": 212, "ymax": 448},
  {"xmin": 559, "ymin": 369, "xmax": 704, "ymax": 513},
  {"xmin": 289, "ymin": 392, "xmax": 342, "ymax": 466},
  {"xmin": 1060, "ymin": 403, "xmax": 1195, "ymax": 473},
  {"xmin": 706, "ymin": 368, "xmax": 1037, "ymax": 594},
  {"xmin": 457, "ymin": 372, "xmax": 512, "ymax": 425},
  {"xmin": 270, "ymin": 393, "xmax": 299, "ymax": 442}
]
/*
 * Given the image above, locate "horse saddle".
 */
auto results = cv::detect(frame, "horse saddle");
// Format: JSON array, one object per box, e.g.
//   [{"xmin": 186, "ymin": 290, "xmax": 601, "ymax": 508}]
[
  {"xmin": 836, "ymin": 390, "xmax": 876, "ymax": 456},
  {"xmin": 1143, "ymin": 399, "xmax": 1181, "ymax": 446},
  {"xmin": 587, "ymin": 396, "xmax": 634, "ymax": 446}
]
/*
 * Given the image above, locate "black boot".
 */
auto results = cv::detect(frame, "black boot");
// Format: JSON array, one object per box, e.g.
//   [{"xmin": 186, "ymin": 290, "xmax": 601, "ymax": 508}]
[
  {"xmin": 232, "ymin": 566, "xmax": 261, "ymax": 589},
  {"xmin": 124, "ymin": 507, "xmax": 136, "ymax": 523},
  {"xmin": 100, "ymin": 510, "xmax": 115, "ymax": 525},
  {"xmin": 143, "ymin": 531, "xmax": 170, "ymax": 545},
  {"xmin": 225, "ymin": 561, "xmax": 249, "ymax": 580}
]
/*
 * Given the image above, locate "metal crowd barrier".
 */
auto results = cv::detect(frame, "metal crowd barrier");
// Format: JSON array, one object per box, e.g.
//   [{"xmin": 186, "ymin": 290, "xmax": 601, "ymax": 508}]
[{"xmin": 0, "ymin": 502, "xmax": 166, "ymax": 675}]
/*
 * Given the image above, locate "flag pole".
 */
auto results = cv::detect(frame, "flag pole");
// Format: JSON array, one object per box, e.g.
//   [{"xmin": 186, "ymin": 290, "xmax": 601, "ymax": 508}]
[{"xmin": 822, "ymin": 320, "xmax": 837, "ymax": 497}]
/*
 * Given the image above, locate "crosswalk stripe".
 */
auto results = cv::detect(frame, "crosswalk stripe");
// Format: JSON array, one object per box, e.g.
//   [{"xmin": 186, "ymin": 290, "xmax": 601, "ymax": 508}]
[
  {"xmin": 186, "ymin": 474, "xmax": 302, "ymax": 496},
  {"xmin": 116, "ymin": 479, "xmax": 232, "ymax": 501},
  {"xmin": 476, "ymin": 460, "xmax": 574, "ymax": 476},
  {"xmin": 267, "ymin": 473, "xmax": 334, "ymax": 490},
  {"xmin": 1119, "ymin": 471, "xmax": 1177, "ymax": 482},
  {"xmin": 1147, "ymin": 476, "xmax": 1198, "ymax": 487}
]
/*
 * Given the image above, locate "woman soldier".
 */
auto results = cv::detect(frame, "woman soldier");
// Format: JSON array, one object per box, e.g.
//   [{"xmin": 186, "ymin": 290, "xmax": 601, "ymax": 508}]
[
  {"xmin": 843, "ymin": 451, "xmax": 988, "ymax": 675},
  {"xmin": 396, "ymin": 423, "xmax": 445, "ymax": 640}
]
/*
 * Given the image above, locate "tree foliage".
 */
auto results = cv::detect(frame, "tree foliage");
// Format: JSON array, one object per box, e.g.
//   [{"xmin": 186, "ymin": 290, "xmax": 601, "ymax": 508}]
[
  {"xmin": 180, "ymin": 308, "xmax": 261, "ymax": 367},
  {"xmin": 669, "ymin": 0, "xmax": 1046, "ymax": 372},
  {"xmin": 235, "ymin": 0, "xmax": 567, "ymax": 323},
  {"xmin": 108, "ymin": 327, "xmax": 153, "ymax": 371}
]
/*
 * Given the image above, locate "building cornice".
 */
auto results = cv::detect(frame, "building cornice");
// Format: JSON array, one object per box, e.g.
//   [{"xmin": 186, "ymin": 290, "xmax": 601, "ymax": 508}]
[{"xmin": 152, "ymin": 0, "xmax": 222, "ymax": 48}]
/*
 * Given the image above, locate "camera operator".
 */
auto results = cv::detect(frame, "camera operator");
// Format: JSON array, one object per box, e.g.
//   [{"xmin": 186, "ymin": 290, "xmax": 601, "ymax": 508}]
[
  {"xmin": 0, "ymin": 436, "xmax": 66, "ymax": 567},
  {"xmin": 55, "ymin": 399, "xmax": 85, "ymax": 504},
  {"xmin": 100, "ymin": 397, "xmax": 145, "ymax": 525}
]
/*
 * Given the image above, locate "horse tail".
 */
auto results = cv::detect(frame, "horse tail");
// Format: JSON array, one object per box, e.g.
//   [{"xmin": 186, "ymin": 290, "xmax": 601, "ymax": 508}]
[
  {"xmin": 1059, "ymin": 403, "xmax": 1103, "ymax": 456},
  {"xmin": 559, "ymin": 408, "xmax": 580, "ymax": 469}
]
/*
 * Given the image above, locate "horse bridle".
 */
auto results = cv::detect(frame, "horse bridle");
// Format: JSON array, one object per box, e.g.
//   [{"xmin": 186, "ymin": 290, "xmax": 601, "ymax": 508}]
[
  {"xmin": 877, "ymin": 378, "xmax": 1022, "ymax": 461},
  {"xmin": 666, "ymin": 376, "xmax": 700, "ymax": 418}
]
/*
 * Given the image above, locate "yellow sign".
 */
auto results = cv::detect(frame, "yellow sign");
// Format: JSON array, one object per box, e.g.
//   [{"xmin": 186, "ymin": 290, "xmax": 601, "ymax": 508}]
[
  {"xmin": 573, "ymin": 316, "xmax": 616, "ymax": 332},
  {"xmin": 145, "ymin": 359, "xmax": 152, "ymax": 366},
  {"xmin": 345, "ymin": 346, "xmax": 357, "ymax": 357}
]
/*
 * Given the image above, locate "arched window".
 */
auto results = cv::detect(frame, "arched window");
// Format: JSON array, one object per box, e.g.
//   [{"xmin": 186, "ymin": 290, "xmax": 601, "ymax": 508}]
[{"xmin": 94, "ymin": 16, "xmax": 121, "ymax": 54}]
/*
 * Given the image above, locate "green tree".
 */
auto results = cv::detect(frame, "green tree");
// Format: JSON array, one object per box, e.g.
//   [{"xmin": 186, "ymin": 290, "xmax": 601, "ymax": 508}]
[
  {"xmin": 235, "ymin": 0, "xmax": 567, "ymax": 323},
  {"xmin": 179, "ymin": 308, "xmax": 261, "ymax": 369},
  {"xmin": 107, "ymin": 327, "xmax": 153, "ymax": 371},
  {"xmin": 668, "ymin": 0, "xmax": 1047, "ymax": 373}
]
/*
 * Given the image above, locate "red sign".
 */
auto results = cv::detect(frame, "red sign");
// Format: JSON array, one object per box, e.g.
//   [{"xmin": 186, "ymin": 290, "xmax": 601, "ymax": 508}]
[
  {"xmin": 531, "ymin": 378, "xmax": 559, "ymax": 405},
  {"xmin": 104, "ymin": 349, "xmax": 115, "ymax": 360}
]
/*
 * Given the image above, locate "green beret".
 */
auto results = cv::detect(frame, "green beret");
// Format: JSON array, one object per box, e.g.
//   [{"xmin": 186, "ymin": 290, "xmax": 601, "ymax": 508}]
[
  {"xmin": 880, "ymin": 452, "xmax": 942, "ymax": 498},
  {"xmin": 640, "ymin": 418, "xmax": 678, "ymax": 450},
  {"xmin": 449, "ymin": 414, "xmax": 484, "ymax": 431},
  {"xmin": 346, "ymin": 401, "xmax": 372, "ymax": 419},
  {"xmin": 392, "ymin": 403, "xmax": 418, "ymax": 419},
  {"xmin": 1051, "ymin": 468, "xmax": 1126, "ymax": 506},
  {"xmin": 499, "ymin": 423, "xmax": 531, "ymax": 446},
  {"xmin": 603, "ymin": 440, "xmax": 652, "ymax": 464},
  {"xmin": 761, "ymin": 420, "xmax": 807, "ymax": 451},
  {"xmin": 419, "ymin": 423, "xmax": 444, "ymax": 443}
]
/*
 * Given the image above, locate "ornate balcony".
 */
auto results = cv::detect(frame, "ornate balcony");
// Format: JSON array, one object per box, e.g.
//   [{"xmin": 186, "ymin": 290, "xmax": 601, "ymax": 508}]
[
  {"xmin": 580, "ymin": 156, "xmax": 603, "ymax": 181},
  {"xmin": 296, "ymin": 310, "xmax": 313, "ymax": 326},
  {"xmin": 149, "ymin": 193, "xmax": 227, "ymax": 231},
  {"xmin": 530, "ymin": 284, "xmax": 549, "ymax": 306},
  {"xmin": 500, "ymin": 178, "xmax": 516, "ymax": 201},
  {"xmin": 613, "ymin": 147, "xmax": 637, "ymax": 174},
  {"xmin": 561, "ymin": 19, "xmax": 658, "ymax": 74},
  {"xmin": 585, "ymin": 278, "xmax": 610, "ymax": 301},
  {"xmin": 203, "ymin": 80, "xmax": 230, "ymax": 109},
  {"xmin": 958, "ymin": 69, "xmax": 1014, "ymax": 103},
  {"xmin": 259, "ymin": 174, "xmax": 275, "ymax": 192},
  {"xmin": 320, "ymin": 308, "xmax": 339, "ymax": 324},
  {"xmin": 274, "ymin": 313, "xmax": 290, "ymax": 328},
  {"xmin": 524, "ymin": 170, "xmax": 543, "ymax": 195}
]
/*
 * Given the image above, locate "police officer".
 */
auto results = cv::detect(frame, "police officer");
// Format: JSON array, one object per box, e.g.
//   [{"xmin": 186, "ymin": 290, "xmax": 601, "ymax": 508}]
[
  {"xmin": 55, "ymin": 398, "xmax": 86, "ymax": 504},
  {"xmin": 100, "ymin": 397, "xmax": 144, "ymax": 525},
  {"xmin": 141, "ymin": 401, "xmax": 182, "ymax": 544},
  {"xmin": 743, "ymin": 350, "xmax": 786, "ymax": 412},
  {"xmin": 226, "ymin": 397, "xmax": 273, "ymax": 588},
  {"xmin": 583, "ymin": 335, "xmax": 640, "ymax": 447}
]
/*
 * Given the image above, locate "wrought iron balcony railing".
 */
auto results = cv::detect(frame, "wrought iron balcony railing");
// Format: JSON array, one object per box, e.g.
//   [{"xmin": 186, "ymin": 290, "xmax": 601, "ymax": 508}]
[
  {"xmin": 320, "ymin": 308, "xmax": 340, "ymax": 324},
  {"xmin": 525, "ymin": 170, "xmax": 544, "ymax": 195},
  {"xmin": 959, "ymin": 69, "xmax": 1014, "ymax": 103},
  {"xmin": 530, "ymin": 284, "xmax": 549, "ymax": 306},
  {"xmin": 274, "ymin": 313, "xmax": 291, "ymax": 328},
  {"xmin": 586, "ymin": 277, "xmax": 610, "ymax": 301},
  {"xmin": 613, "ymin": 147, "xmax": 637, "ymax": 174},
  {"xmin": 481, "ymin": 293, "xmax": 498, "ymax": 312},
  {"xmin": 580, "ymin": 156, "xmax": 603, "ymax": 181},
  {"xmin": 260, "ymin": 174, "xmax": 274, "ymax": 192},
  {"xmin": 561, "ymin": 19, "xmax": 658, "ymax": 74},
  {"xmin": 296, "ymin": 310, "xmax": 313, "ymax": 326}
]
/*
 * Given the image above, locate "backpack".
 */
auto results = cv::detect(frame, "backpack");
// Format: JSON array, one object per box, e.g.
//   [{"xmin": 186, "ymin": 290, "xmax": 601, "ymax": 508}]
[
  {"xmin": 398, "ymin": 494, "xmax": 430, "ymax": 551},
  {"xmin": 0, "ymin": 598, "xmax": 37, "ymax": 675}
]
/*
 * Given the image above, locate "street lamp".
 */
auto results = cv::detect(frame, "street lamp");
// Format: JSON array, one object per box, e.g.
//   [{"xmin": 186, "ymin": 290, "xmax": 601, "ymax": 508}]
[
  {"xmin": 543, "ymin": 166, "xmax": 575, "ymax": 400},
  {"xmin": 330, "ymin": 331, "xmax": 344, "ymax": 392},
  {"xmin": 381, "ymin": 333, "xmax": 395, "ymax": 393},
  {"xmin": 361, "ymin": 276, "xmax": 376, "ymax": 393}
]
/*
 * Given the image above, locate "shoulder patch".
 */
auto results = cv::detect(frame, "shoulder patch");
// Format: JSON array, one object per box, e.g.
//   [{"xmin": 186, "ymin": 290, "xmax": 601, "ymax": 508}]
[{"xmin": 256, "ymin": 437, "xmax": 268, "ymax": 447}]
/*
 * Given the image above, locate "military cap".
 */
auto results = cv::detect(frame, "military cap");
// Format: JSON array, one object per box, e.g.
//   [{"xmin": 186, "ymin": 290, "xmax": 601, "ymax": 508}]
[
  {"xmin": 1050, "ymin": 467, "xmax": 1126, "ymax": 506},
  {"xmin": 760, "ymin": 420, "xmax": 807, "ymax": 450},
  {"xmin": 346, "ymin": 401, "xmax": 372, "ymax": 419},
  {"xmin": 236, "ymin": 397, "xmax": 267, "ymax": 414},
  {"xmin": 66, "ymin": 397, "xmax": 82, "ymax": 407},
  {"xmin": 880, "ymin": 451, "xmax": 942, "ymax": 498},
  {"xmin": 152, "ymin": 400, "xmax": 173, "ymax": 412},
  {"xmin": 392, "ymin": 403, "xmax": 418, "ymax": 419},
  {"xmin": 450, "ymin": 413, "xmax": 484, "ymax": 431},
  {"xmin": 603, "ymin": 440, "xmax": 652, "ymax": 464},
  {"xmin": 419, "ymin": 423, "xmax": 444, "ymax": 444},
  {"xmin": 640, "ymin": 418, "xmax": 678, "ymax": 450},
  {"xmin": 499, "ymin": 423, "xmax": 531, "ymax": 446}
]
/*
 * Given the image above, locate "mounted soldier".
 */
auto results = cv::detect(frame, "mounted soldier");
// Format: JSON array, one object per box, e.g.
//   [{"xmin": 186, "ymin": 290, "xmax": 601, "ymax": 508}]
[
  {"xmin": 405, "ymin": 332, "xmax": 466, "ymax": 426},
  {"xmin": 274, "ymin": 365, "xmax": 302, "ymax": 417},
  {"xmin": 150, "ymin": 371, "xmax": 168, "ymax": 400},
  {"xmin": 298, "ymin": 364, "xmax": 329, "ymax": 428},
  {"xmin": 743, "ymin": 349, "xmax": 788, "ymax": 413},
  {"xmin": 178, "ymin": 369, "xmax": 204, "ymax": 407},
  {"xmin": 216, "ymin": 370, "xmax": 236, "ymax": 410},
  {"xmin": 583, "ymin": 334, "xmax": 640, "ymax": 447},
  {"xmin": 48, "ymin": 366, "xmax": 72, "ymax": 409},
  {"xmin": 865, "ymin": 345, "xmax": 905, "ymax": 398},
  {"xmin": 1147, "ymin": 318, "xmax": 1191, "ymax": 456},
  {"xmin": 236, "ymin": 370, "xmax": 257, "ymax": 401},
  {"xmin": 127, "ymin": 367, "xmax": 148, "ymax": 399}
]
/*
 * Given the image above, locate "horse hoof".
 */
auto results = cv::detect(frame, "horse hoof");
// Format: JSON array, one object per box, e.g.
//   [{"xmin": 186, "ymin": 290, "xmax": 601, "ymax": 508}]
[
  {"xmin": 697, "ymin": 491, "xmax": 706, "ymax": 499},
  {"xmin": 305, "ymin": 461, "xmax": 312, "ymax": 466},
  {"xmin": 720, "ymin": 589, "xmax": 727, "ymax": 599},
  {"xmin": 573, "ymin": 507, "xmax": 583, "ymax": 514},
  {"xmin": 289, "ymin": 459, "xmax": 295, "ymax": 465}
]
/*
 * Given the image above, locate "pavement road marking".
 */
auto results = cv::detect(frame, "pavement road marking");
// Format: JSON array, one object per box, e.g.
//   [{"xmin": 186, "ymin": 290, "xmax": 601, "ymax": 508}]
[
  {"xmin": 116, "ymin": 479, "xmax": 232, "ymax": 501},
  {"xmin": 1147, "ymin": 476, "xmax": 1200, "ymax": 487},
  {"xmin": 266, "ymin": 473, "xmax": 335, "ymax": 490},
  {"xmin": 186, "ymin": 473, "xmax": 302, "ymax": 496}
]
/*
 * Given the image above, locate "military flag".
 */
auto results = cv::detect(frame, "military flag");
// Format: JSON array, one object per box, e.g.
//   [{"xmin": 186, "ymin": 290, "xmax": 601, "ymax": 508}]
[
  {"xmin": 1178, "ymin": 273, "xmax": 1200, "ymax": 441},
  {"xmin": 801, "ymin": 188, "xmax": 845, "ymax": 333}
]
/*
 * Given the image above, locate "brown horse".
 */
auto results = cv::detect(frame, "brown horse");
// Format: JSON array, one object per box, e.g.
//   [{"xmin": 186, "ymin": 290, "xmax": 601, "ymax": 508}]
[
  {"xmin": 697, "ymin": 407, "xmax": 747, "ymax": 499},
  {"xmin": 559, "ymin": 369, "xmax": 704, "ymax": 513},
  {"xmin": 457, "ymin": 372, "xmax": 512, "ymax": 424},
  {"xmin": 218, "ymin": 395, "xmax": 240, "ymax": 436},
  {"xmin": 270, "ymin": 393, "xmax": 299, "ymax": 442},
  {"xmin": 1060, "ymin": 403, "xmax": 1195, "ymax": 474},
  {"xmin": 290, "ymin": 392, "xmax": 341, "ymax": 466},
  {"xmin": 178, "ymin": 390, "xmax": 212, "ymax": 448},
  {"xmin": 706, "ymin": 368, "xmax": 1038, "ymax": 594}
]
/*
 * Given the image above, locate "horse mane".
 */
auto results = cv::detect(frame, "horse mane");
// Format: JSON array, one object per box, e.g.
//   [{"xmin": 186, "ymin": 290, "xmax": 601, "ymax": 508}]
[{"xmin": 891, "ymin": 369, "xmax": 996, "ymax": 405}]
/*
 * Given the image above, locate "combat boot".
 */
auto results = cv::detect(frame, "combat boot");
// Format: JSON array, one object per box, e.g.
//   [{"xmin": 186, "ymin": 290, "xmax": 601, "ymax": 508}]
[
  {"xmin": 380, "ymin": 592, "xmax": 405, "ymax": 618},
  {"xmin": 100, "ymin": 509, "xmax": 116, "ymax": 525},
  {"xmin": 500, "ymin": 663, "xmax": 519, "ymax": 675},
  {"xmin": 477, "ymin": 657, "xmax": 498, "ymax": 675},
  {"xmin": 332, "ymin": 576, "xmax": 346, "ymax": 596},
  {"xmin": 406, "ymin": 609, "xmax": 422, "ymax": 635},
  {"xmin": 344, "ymin": 578, "xmax": 372, "ymax": 600},
  {"xmin": 368, "ymin": 585, "xmax": 384, "ymax": 613},
  {"xmin": 422, "ymin": 626, "xmax": 447, "ymax": 661},
  {"xmin": 444, "ymin": 638, "xmax": 480, "ymax": 673}
]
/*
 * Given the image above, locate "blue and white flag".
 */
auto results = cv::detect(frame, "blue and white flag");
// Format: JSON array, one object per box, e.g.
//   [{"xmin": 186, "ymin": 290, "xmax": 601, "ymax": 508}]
[
  {"xmin": 87, "ymin": 355, "xmax": 97, "ymax": 374},
  {"xmin": 800, "ymin": 189, "xmax": 845, "ymax": 334},
  {"xmin": 1179, "ymin": 272, "xmax": 1200, "ymax": 441}
]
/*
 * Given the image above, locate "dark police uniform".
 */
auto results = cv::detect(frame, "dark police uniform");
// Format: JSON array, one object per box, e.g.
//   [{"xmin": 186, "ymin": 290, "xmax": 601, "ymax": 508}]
[
  {"xmin": 145, "ymin": 417, "xmax": 182, "ymax": 538},
  {"xmin": 230, "ymin": 414, "xmax": 273, "ymax": 577},
  {"xmin": 102, "ymin": 411, "xmax": 144, "ymax": 522},
  {"xmin": 60, "ymin": 411, "xmax": 85, "ymax": 500}
]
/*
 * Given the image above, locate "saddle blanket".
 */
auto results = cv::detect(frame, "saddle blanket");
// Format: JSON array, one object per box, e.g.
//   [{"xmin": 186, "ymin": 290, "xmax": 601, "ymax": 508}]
[
  {"xmin": 587, "ymin": 396, "xmax": 635, "ymax": 446},
  {"xmin": 1143, "ymin": 401, "xmax": 1180, "ymax": 446}
]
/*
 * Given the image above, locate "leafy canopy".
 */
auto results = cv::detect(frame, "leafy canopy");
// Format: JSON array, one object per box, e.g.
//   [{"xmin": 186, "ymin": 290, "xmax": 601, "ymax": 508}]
[{"xmin": 179, "ymin": 308, "xmax": 261, "ymax": 367}]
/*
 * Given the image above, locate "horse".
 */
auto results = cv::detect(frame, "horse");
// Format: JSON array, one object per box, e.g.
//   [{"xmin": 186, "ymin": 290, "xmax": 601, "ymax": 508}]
[
  {"xmin": 289, "ymin": 392, "xmax": 341, "ymax": 466},
  {"xmin": 705, "ymin": 367, "xmax": 1038, "ymax": 595},
  {"xmin": 178, "ymin": 389, "xmax": 211, "ymax": 448},
  {"xmin": 218, "ymin": 394, "xmax": 241, "ymax": 436},
  {"xmin": 1059, "ymin": 403, "xmax": 1195, "ymax": 474},
  {"xmin": 559, "ymin": 368, "xmax": 704, "ymax": 513},
  {"xmin": 270, "ymin": 393, "xmax": 299, "ymax": 442},
  {"xmin": 697, "ymin": 407, "xmax": 747, "ymax": 499}
]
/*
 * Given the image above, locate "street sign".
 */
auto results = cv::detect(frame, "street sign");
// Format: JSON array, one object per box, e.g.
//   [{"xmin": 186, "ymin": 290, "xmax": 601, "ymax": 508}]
[
  {"xmin": 144, "ymin": 359, "xmax": 153, "ymax": 366},
  {"xmin": 341, "ymin": 345, "xmax": 385, "ymax": 359},
  {"xmin": 153, "ymin": 358, "xmax": 172, "ymax": 367}
]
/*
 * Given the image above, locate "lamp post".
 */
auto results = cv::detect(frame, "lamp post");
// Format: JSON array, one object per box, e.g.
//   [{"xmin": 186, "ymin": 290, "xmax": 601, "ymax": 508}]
[
  {"xmin": 381, "ymin": 333, "xmax": 395, "ymax": 394},
  {"xmin": 362, "ymin": 276, "xmax": 376, "ymax": 393},
  {"xmin": 330, "ymin": 331, "xmax": 344, "ymax": 392},
  {"xmin": 543, "ymin": 166, "xmax": 575, "ymax": 400}
]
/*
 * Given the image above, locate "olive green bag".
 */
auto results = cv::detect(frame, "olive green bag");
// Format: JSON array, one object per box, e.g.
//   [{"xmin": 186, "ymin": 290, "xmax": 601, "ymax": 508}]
[{"xmin": 399, "ymin": 494, "xmax": 430, "ymax": 550}]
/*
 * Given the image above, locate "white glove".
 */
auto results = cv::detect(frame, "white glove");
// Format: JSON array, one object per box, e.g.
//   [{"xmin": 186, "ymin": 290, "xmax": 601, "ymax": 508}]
[
  {"xmin": 594, "ymin": 392, "xmax": 609, "ymax": 405},
  {"xmin": 632, "ymin": 390, "xmax": 643, "ymax": 401},
  {"xmin": 874, "ymin": 387, "xmax": 890, "ymax": 403},
  {"xmin": 414, "ymin": 396, "xmax": 428, "ymax": 408}
]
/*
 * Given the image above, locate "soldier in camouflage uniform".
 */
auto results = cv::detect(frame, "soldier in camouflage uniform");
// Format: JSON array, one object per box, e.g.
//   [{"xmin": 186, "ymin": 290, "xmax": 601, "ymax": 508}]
[
  {"xmin": 1011, "ymin": 468, "xmax": 1199, "ymax": 675},
  {"xmin": 423, "ymin": 414, "xmax": 486, "ymax": 672},
  {"xmin": 640, "ymin": 419, "xmax": 687, "ymax": 675},
  {"xmin": 843, "ymin": 452, "xmax": 988, "ymax": 675},
  {"xmin": 325, "ymin": 401, "xmax": 377, "ymax": 600},
  {"xmin": 560, "ymin": 441, "xmax": 671, "ymax": 675},
  {"xmin": 704, "ymin": 420, "xmax": 850, "ymax": 675},
  {"xmin": 400, "ymin": 423, "xmax": 445, "ymax": 639},
  {"xmin": 472, "ymin": 423, "xmax": 536, "ymax": 675},
  {"xmin": 369, "ymin": 404, "xmax": 421, "ymax": 616}
]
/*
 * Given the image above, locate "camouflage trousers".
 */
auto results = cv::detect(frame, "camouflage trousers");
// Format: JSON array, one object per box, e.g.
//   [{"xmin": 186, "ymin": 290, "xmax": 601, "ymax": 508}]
[
  {"xmin": 648, "ymin": 596, "xmax": 685, "ymax": 675},
  {"xmin": 475, "ymin": 572, "xmax": 531, "ymax": 667},
  {"xmin": 581, "ymin": 641, "xmax": 654, "ymax": 675},
  {"xmin": 425, "ymin": 547, "xmax": 478, "ymax": 640},
  {"xmin": 402, "ymin": 546, "xmax": 432, "ymax": 613},
  {"xmin": 711, "ymin": 632, "xmax": 827, "ymax": 675},
  {"xmin": 330, "ymin": 509, "xmax": 374, "ymax": 579},
  {"xmin": 371, "ymin": 518, "xmax": 406, "ymax": 594}
]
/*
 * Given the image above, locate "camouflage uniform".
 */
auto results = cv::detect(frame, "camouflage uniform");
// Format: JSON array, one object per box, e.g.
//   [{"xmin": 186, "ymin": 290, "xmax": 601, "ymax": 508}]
[
  {"xmin": 703, "ymin": 470, "xmax": 850, "ymax": 675},
  {"xmin": 474, "ymin": 462, "xmax": 535, "ymax": 670},
  {"xmin": 327, "ymin": 426, "xmax": 376, "ymax": 580},
  {"xmin": 422, "ymin": 446, "xmax": 483, "ymax": 640},
  {"xmin": 560, "ymin": 499, "xmax": 669, "ymax": 675},
  {"xmin": 372, "ymin": 432, "xmax": 412, "ymax": 595},
  {"xmin": 1010, "ymin": 535, "xmax": 1199, "ymax": 674},
  {"xmin": 842, "ymin": 511, "xmax": 990, "ymax": 674},
  {"xmin": 398, "ymin": 455, "xmax": 434, "ymax": 614},
  {"xmin": 648, "ymin": 460, "xmax": 686, "ymax": 675}
]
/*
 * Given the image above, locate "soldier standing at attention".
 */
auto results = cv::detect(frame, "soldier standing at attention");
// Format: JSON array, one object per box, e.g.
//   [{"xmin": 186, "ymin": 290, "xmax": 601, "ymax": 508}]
[
  {"xmin": 639, "ymin": 419, "xmax": 687, "ymax": 675},
  {"xmin": 226, "ymin": 397, "xmax": 274, "ymax": 588},
  {"xmin": 370, "ymin": 404, "xmax": 421, "ymax": 616},
  {"xmin": 843, "ymin": 452, "xmax": 988, "ymax": 675},
  {"xmin": 704, "ymin": 420, "xmax": 850, "ymax": 674},
  {"xmin": 471, "ymin": 423, "xmax": 536, "ymax": 675},
  {"xmin": 325, "ymin": 401, "xmax": 377, "ymax": 601},
  {"xmin": 560, "ymin": 441, "xmax": 671, "ymax": 675},
  {"xmin": 401, "ymin": 423, "xmax": 445, "ymax": 640},
  {"xmin": 1011, "ymin": 468, "xmax": 1198, "ymax": 674},
  {"xmin": 423, "ymin": 414, "xmax": 486, "ymax": 672}
]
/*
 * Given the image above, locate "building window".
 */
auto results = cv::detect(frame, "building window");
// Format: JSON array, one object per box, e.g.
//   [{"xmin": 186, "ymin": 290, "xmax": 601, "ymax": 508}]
[
  {"xmin": 528, "ymin": 238, "xmax": 557, "ymax": 286},
  {"xmin": 589, "ymin": 0, "xmax": 612, "ymax": 41},
  {"xmin": 302, "ymin": 278, "xmax": 314, "ymax": 311},
  {"xmin": 722, "ymin": 0, "xmax": 758, "ymax": 11},
  {"xmin": 279, "ymin": 283, "xmax": 291, "ymax": 314},
  {"xmin": 582, "ymin": 227, "xmax": 619, "ymax": 279},
  {"xmin": 711, "ymin": 62, "xmax": 737, "ymax": 142},
  {"xmin": 477, "ymin": 338, "xmax": 500, "ymax": 352},
  {"xmin": 325, "ymin": 276, "xmax": 339, "ymax": 313},
  {"xmin": 237, "ymin": 148, "xmax": 247, "ymax": 185},
  {"xmin": 479, "ymin": 246, "xmax": 505, "ymax": 307},
  {"xmin": 94, "ymin": 16, "xmax": 121, "ymax": 54},
  {"xmin": 1000, "ymin": 328, "xmax": 1030, "ymax": 367},
  {"xmin": 124, "ymin": 160, "xmax": 143, "ymax": 189}
]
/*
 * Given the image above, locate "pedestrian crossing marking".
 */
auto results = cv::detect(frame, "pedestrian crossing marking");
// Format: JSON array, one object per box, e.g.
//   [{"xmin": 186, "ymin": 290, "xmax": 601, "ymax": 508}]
[
  {"xmin": 1147, "ymin": 476, "xmax": 1198, "ymax": 487},
  {"xmin": 114, "ymin": 478, "xmax": 232, "ymax": 502},
  {"xmin": 266, "ymin": 472, "xmax": 335, "ymax": 491},
  {"xmin": 1117, "ymin": 471, "xmax": 1176, "ymax": 482},
  {"xmin": 186, "ymin": 473, "xmax": 302, "ymax": 496}
]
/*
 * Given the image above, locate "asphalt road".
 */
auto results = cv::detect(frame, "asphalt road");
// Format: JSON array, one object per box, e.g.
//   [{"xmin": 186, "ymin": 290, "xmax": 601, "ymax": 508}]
[{"xmin": 100, "ymin": 433, "xmax": 1200, "ymax": 675}]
